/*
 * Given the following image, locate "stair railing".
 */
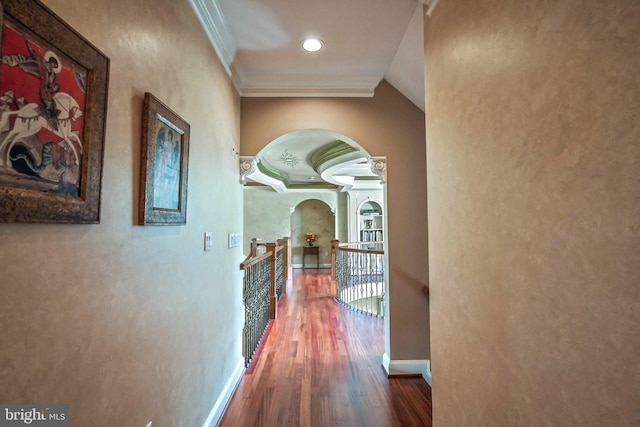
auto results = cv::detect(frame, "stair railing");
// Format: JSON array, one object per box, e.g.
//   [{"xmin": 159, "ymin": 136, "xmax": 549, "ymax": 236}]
[
  {"xmin": 240, "ymin": 237, "xmax": 289, "ymax": 366},
  {"xmin": 331, "ymin": 240, "xmax": 385, "ymax": 317}
]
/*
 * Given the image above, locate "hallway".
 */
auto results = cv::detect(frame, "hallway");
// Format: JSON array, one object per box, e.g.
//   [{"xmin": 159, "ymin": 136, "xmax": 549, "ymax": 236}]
[{"xmin": 220, "ymin": 269, "xmax": 432, "ymax": 426}]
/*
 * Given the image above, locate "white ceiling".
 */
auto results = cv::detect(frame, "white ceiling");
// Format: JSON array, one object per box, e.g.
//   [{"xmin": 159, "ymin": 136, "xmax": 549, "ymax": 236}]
[
  {"xmin": 190, "ymin": 0, "xmax": 429, "ymax": 110},
  {"xmin": 189, "ymin": 0, "xmax": 433, "ymax": 191}
]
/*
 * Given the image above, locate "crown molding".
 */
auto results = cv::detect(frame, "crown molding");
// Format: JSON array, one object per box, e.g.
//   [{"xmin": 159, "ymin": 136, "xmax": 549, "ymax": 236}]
[
  {"xmin": 239, "ymin": 73, "xmax": 382, "ymax": 98},
  {"xmin": 229, "ymin": 61, "xmax": 246, "ymax": 95},
  {"xmin": 189, "ymin": 0, "xmax": 235, "ymax": 77}
]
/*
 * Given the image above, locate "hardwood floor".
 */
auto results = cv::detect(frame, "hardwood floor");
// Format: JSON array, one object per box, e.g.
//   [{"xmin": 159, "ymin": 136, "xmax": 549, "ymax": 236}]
[{"xmin": 219, "ymin": 269, "xmax": 432, "ymax": 427}]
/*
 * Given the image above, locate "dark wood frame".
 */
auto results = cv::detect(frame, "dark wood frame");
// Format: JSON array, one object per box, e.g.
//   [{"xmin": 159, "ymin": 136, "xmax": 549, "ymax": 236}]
[
  {"xmin": 139, "ymin": 93, "xmax": 190, "ymax": 225},
  {"xmin": 0, "ymin": 0, "xmax": 109, "ymax": 223}
]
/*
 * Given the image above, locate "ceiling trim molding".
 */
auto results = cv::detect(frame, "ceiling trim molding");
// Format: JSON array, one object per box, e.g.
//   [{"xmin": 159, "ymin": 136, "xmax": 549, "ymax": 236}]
[
  {"xmin": 189, "ymin": 0, "xmax": 235, "ymax": 77},
  {"xmin": 287, "ymin": 183, "xmax": 338, "ymax": 190},
  {"xmin": 229, "ymin": 61, "xmax": 246, "ymax": 95},
  {"xmin": 241, "ymin": 87, "xmax": 376, "ymax": 98},
  {"xmin": 243, "ymin": 183, "xmax": 340, "ymax": 192},
  {"xmin": 257, "ymin": 161, "xmax": 291, "ymax": 187},
  {"xmin": 239, "ymin": 156, "xmax": 287, "ymax": 192},
  {"xmin": 310, "ymin": 141, "xmax": 359, "ymax": 172},
  {"xmin": 319, "ymin": 158, "xmax": 375, "ymax": 191},
  {"xmin": 248, "ymin": 170, "xmax": 287, "ymax": 193},
  {"xmin": 239, "ymin": 74, "xmax": 382, "ymax": 98}
]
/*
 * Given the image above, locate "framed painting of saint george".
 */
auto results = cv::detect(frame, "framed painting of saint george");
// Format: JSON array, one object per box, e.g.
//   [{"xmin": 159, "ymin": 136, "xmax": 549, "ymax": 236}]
[
  {"xmin": 139, "ymin": 93, "xmax": 190, "ymax": 226},
  {"xmin": 0, "ymin": 0, "xmax": 109, "ymax": 223}
]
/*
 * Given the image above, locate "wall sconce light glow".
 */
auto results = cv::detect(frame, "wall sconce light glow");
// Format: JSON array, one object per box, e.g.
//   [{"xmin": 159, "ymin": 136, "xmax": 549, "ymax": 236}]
[{"xmin": 302, "ymin": 38, "xmax": 323, "ymax": 52}]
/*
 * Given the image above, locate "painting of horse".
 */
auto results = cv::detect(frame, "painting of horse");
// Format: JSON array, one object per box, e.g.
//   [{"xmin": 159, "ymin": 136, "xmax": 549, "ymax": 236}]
[{"xmin": 0, "ymin": 15, "xmax": 87, "ymax": 196}]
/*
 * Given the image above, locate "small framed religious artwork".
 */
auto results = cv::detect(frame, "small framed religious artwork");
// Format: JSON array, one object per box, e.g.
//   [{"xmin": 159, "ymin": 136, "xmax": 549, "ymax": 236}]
[
  {"xmin": 139, "ymin": 92, "xmax": 190, "ymax": 225},
  {"xmin": 0, "ymin": 0, "xmax": 110, "ymax": 223}
]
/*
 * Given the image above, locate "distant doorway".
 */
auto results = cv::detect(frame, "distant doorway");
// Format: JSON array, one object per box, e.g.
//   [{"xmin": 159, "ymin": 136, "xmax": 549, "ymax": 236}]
[{"xmin": 290, "ymin": 199, "xmax": 335, "ymax": 268}]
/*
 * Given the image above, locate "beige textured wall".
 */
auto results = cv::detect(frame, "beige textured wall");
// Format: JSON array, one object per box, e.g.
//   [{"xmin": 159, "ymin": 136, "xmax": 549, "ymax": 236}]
[
  {"xmin": 241, "ymin": 81, "xmax": 429, "ymax": 360},
  {"xmin": 0, "ymin": 1, "xmax": 243, "ymax": 426},
  {"xmin": 425, "ymin": 1, "xmax": 640, "ymax": 425},
  {"xmin": 243, "ymin": 188, "xmax": 341, "ymax": 262}
]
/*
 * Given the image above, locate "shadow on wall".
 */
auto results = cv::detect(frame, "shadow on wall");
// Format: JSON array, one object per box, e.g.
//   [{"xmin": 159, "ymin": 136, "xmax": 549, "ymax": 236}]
[{"xmin": 291, "ymin": 199, "xmax": 335, "ymax": 267}]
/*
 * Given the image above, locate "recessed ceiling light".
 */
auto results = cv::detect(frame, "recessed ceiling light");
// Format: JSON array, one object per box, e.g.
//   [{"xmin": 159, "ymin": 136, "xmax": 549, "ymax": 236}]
[{"xmin": 302, "ymin": 38, "xmax": 323, "ymax": 52}]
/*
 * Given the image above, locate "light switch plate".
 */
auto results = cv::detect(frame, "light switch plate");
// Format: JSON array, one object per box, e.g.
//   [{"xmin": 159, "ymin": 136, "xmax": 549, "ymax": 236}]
[
  {"xmin": 204, "ymin": 232, "xmax": 213, "ymax": 251},
  {"xmin": 228, "ymin": 233, "xmax": 240, "ymax": 248}
]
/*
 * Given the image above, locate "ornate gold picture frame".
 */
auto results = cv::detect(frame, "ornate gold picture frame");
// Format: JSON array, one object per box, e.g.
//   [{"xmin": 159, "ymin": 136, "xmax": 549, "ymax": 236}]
[
  {"xmin": 139, "ymin": 93, "xmax": 190, "ymax": 225},
  {"xmin": 0, "ymin": 0, "xmax": 109, "ymax": 223}
]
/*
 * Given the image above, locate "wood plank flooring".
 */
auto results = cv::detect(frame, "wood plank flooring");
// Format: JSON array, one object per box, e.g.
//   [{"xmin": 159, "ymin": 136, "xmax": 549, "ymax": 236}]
[{"xmin": 219, "ymin": 269, "xmax": 432, "ymax": 427}]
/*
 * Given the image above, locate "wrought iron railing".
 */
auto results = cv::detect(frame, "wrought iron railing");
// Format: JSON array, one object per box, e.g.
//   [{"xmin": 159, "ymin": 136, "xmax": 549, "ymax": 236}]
[
  {"xmin": 275, "ymin": 249, "xmax": 284, "ymax": 301},
  {"xmin": 240, "ymin": 237, "xmax": 290, "ymax": 367},
  {"xmin": 240, "ymin": 252, "xmax": 271, "ymax": 367},
  {"xmin": 333, "ymin": 241, "xmax": 385, "ymax": 317},
  {"xmin": 260, "ymin": 240, "xmax": 287, "ymax": 314}
]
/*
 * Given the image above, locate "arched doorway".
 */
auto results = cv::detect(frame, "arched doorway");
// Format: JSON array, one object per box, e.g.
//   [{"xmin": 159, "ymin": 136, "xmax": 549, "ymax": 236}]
[
  {"xmin": 290, "ymin": 199, "xmax": 335, "ymax": 268},
  {"xmin": 240, "ymin": 127, "xmax": 390, "ymax": 362}
]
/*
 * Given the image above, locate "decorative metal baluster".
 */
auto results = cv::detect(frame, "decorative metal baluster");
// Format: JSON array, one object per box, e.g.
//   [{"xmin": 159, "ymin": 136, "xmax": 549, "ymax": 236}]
[
  {"xmin": 336, "ymin": 250, "xmax": 342, "ymax": 304},
  {"xmin": 276, "ymin": 249, "xmax": 284, "ymax": 301},
  {"xmin": 367, "ymin": 252, "xmax": 373, "ymax": 315},
  {"xmin": 242, "ymin": 264, "xmax": 252, "ymax": 366},
  {"xmin": 336, "ymin": 250, "xmax": 347, "ymax": 305},
  {"xmin": 360, "ymin": 251, "xmax": 364, "ymax": 313},
  {"xmin": 242, "ymin": 268, "xmax": 249, "ymax": 364},
  {"xmin": 340, "ymin": 250, "xmax": 346, "ymax": 306},
  {"xmin": 259, "ymin": 258, "xmax": 270, "ymax": 355},
  {"xmin": 241, "ymin": 256, "xmax": 272, "ymax": 367},
  {"xmin": 352, "ymin": 251, "xmax": 357, "ymax": 312},
  {"xmin": 333, "ymin": 243, "xmax": 385, "ymax": 317}
]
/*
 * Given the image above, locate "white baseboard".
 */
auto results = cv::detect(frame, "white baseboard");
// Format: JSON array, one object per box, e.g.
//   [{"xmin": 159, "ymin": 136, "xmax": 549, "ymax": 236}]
[
  {"xmin": 202, "ymin": 357, "xmax": 244, "ymax": 427},
  {"xmin": 382, "ymin": 353, "xmax": 431, "ymax": 386},
  {"xmin": 423, "ymin": 360, "xmax": 432, "ymax": 386}
]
